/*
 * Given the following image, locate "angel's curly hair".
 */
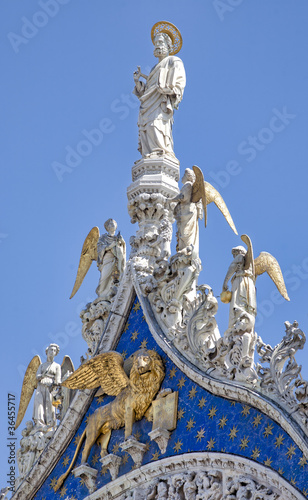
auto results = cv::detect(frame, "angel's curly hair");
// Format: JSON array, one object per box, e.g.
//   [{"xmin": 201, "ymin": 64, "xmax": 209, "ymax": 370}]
[{"xmin": 45, "ymin": 343, "xmax": 60, "ymax": 356}]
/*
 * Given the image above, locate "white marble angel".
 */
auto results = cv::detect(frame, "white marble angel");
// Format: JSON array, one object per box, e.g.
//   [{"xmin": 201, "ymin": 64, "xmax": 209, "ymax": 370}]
[
  {"xmin": 221, "ymin": 234, "xmax": 290, "ymax": 328},
  {"xmin": 173, "ymin": 165, "xmax": 238, "ymax": 257},
  {"xmin": 15, "ymin": 344, "xmax": 74, "ymax": 433},
  {"xmin": 70, "ymin": 218, "xmax": 126, "ymax": 301}
]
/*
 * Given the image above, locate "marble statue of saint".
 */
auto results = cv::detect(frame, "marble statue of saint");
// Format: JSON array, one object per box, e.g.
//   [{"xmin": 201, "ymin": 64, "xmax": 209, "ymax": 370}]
[
  {"xmin": 70, "ymin": 218, "xmax": 126, "ymax": 301},
  {"xmin": 183, "ymin": 473, "xmax": 197, "ymax": 500},
  {"xmin": 173, "ymin": 166, "xmax": 237, "ymax": 257},
  {"xmin": 16, "ymin": 421, "xmax": 33, "ymax": 480},
  {"xmin": 156, "ymin": 481, "xmax": 169, "ymax": 499},
  {"xmin": 133, "ymin": 21, "xmax": 186, "ymax": 159}
]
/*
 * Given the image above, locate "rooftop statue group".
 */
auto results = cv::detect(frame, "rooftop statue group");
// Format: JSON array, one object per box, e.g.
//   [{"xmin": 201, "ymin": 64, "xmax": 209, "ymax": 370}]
[
  {"xmin": 131, "ymin": 22, "xmax": 291, "ymax": 383},
  {"xmin": 13, "ymin": 21, "xmax": 300, "ymax": 496}
]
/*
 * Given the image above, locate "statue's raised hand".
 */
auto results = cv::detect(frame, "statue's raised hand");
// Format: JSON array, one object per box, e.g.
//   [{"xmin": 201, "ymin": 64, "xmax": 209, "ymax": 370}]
[{"xmin": 133, "ymin": 65, "xmax": 142, "ymax": 83}]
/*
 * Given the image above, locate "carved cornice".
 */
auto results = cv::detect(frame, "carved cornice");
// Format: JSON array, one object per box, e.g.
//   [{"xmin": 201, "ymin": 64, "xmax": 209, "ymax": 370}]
[
  {"xmin": 130, "ymin": 156, "xmax": 180, "ymax": 183},
  {"xmin": 85, "ymin": 452, "xmax": 304, "ymax": 499}
]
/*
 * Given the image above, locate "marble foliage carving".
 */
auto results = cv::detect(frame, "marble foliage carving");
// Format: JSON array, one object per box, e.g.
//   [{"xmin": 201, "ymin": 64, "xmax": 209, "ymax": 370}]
[{"xmin": 257, "ymin": 320, "xmax": 308, "ymax": 428}]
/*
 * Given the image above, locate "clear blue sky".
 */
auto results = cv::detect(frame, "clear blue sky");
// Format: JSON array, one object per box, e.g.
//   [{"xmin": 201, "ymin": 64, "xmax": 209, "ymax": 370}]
[{"xmin": 1, "ymin": 0, "xmax": 308, "ymax": 492}]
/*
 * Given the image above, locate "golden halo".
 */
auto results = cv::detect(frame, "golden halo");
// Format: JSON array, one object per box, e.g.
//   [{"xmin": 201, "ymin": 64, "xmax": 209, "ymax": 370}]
[{"xmin": 151, "ymin": 21, "xmax": 183, "ymax": 55}]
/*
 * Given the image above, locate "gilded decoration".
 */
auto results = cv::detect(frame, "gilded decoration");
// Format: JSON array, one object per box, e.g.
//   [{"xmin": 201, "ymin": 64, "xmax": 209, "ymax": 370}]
[
  {"xmin": 54, "ymin": 346, "xmax": 165, "ymax": 491},
  {"xmin": 151, "ymin": 21, "xmax": 183, "ymax": 55}
]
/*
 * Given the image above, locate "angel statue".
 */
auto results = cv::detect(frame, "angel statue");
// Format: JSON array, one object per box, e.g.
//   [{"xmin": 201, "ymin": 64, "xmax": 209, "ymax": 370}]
[
  {"xmin": 15, "ymin": 344, "xmax": 74, "ymax": 433},
  {"xmin": 173, "ymin": 166, "xmax": 238, "ymax": 257},
  {"xmin": 70, "ymin": 218, "xmax": 126, "ymax": 301},
  {"xmin": 133, "ymin": 21, "xmax": 186, "ymax": 159},
  {"xmin": 221, "ymin": 234, "xmax": 290, "ymax": 329}
]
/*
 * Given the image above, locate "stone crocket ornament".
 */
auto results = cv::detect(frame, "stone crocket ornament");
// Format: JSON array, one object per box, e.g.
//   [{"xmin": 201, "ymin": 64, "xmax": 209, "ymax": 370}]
[
  {"xmin": 70, "ymin": 218, "xmax": 126, "ymax": 301},
  {"xmin": 54, "ymin": 349, "xmax": 165, "ymax": 491}
]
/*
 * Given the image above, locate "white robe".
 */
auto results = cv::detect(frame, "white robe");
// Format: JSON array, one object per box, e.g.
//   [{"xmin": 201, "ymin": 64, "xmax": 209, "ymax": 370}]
[
  {"xmin": 134, "ymin": 55, "xmax": 186, "ymax": 157},
  {"xmin": 33, "ymin": 361, "xmax": 61, "ymax": 428}
]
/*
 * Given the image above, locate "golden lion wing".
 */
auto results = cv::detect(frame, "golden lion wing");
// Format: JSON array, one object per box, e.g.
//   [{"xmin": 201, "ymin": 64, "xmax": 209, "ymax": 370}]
[
  {"xmin": 70, "ymin": 227, "xmax": 100, "ymax": 299},
  {"xmin": 192, "ymin": 165, "xmax": 207, "ymax": 226},
  {"xmin": 15, "ymin": 355, "xmax": 41, "ymax": 430},
  {"xmin": 62, "ymin": 351, "xmax": 129, "ymax": 396},
  {"xmin": 203, "ymin": 181, "xmax": 238, "ymax": 235},
  {"xmin": 254, "ymin": 251, "xmax": 290, "ymax": 301}
]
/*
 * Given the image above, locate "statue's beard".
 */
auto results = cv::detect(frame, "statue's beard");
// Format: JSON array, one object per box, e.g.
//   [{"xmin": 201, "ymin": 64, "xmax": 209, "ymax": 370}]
[{"xmin": 154, "ymin": 47, "xmax": 168, "ymax": 58}]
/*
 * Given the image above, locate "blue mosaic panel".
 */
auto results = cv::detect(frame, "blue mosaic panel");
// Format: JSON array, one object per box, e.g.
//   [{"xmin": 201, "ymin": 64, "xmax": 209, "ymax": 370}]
[{"xmin": 34, "ymin": 297, "xmax": 308, "ymax": 499}]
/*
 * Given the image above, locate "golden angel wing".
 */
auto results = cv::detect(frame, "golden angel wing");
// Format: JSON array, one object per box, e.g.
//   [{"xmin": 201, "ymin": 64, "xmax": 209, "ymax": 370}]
[
  {"xmin": 191, "ymin": 165, "xmax": 207, "ymax": 226},
  {"xmin": 70, "ymin": 226, "xmax": 99, "ymax": 299},
  {"xmin": 15, "ymin": 355, "xmax": 41, "ymax": 430},
  {"xmin": 254, "ymin": 251, "xmax": 290, "ymax": 301},
  {"xmin": 241, "ymin": 234, "xmax": 255, "ymax": 276},
  {"xmin": 62, "ymin": 351, "xmax": 129, "ymax": 396},
  {"xmin": 203, "ymin": 181, "xmax": 238, "ymax": 235}
]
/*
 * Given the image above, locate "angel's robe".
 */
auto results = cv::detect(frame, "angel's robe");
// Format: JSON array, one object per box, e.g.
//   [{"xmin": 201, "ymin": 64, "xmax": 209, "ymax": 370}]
[
  {"xmin": 33, "ymin": 361, "xmax": 61, "ymax": 429},
  {"xmin": 174, "ymin": 181, "xmax": 202, "ymax": 255},
  {"xmin": 96, "ymin": 232, "xmax": 126, "ymax": 299},
  {"xmin": 133, "ymin": 55, "xmax": 186, "ymax": 158},
  {"xmin": 229, "ymin": 254, "xmax": 256, "ymax": 327}
]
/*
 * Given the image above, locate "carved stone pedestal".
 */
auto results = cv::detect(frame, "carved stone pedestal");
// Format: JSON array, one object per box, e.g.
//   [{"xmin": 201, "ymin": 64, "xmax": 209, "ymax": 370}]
[
  {"xmin": 100, "ymin": 454, "xmax": 122, "ymax": 481},
  {"xmin": 120, "ymin": 437, "xmax": 147, "ymax": 467},
  {"xmin": 127, "ymin": 157, "xmax": 180, "ymax": 262},
  {"xmin": 128, "ymin": 156, "xmax": 179, "ymax": 198},
  {"xmin": 72, "ymin": 464, "xmax": 97, "ymax": 494},
  {"xmin": 148, "ymin": 427, "xmax": 170, "ymax": 454}
]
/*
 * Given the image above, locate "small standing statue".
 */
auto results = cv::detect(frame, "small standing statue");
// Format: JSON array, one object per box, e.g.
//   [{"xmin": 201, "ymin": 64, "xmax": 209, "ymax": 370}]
[
  {"xmin": 70, "ymin": 219, "xmax": 126, "ymax": 301},
  {"xmin": 173, "ymin": 165, "xmax": 238, "ymax": 257},
  {"xmin": 133, "ymin": 21, "xmax": 186, "ymax": 159},
  {"xmin": 221, "ymin": 234, "xmax": 290, "ymax": 329},
  {"xmin": 14, "ymin": 344, "xmax": 74, "ymax": 483},
  {"xmin": 216, "ymin": 235, "xmax": 290, "ymax": 382},
  {"xmin": 15, "ymin": 344, "xmax": 74, "ymax": 433}
]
